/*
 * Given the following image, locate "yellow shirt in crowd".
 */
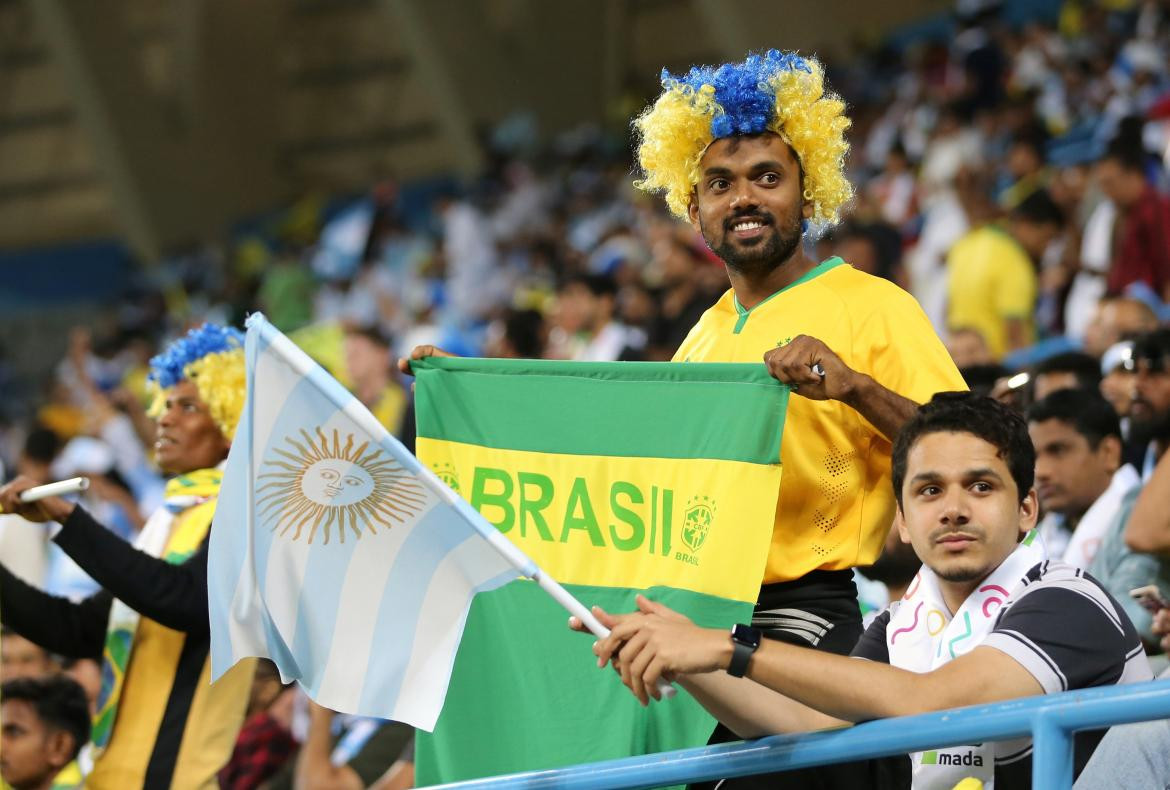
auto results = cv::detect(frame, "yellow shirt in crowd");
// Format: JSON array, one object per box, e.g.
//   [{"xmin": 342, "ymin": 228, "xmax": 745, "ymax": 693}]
[
  {"xmin": 675, "ymin": 258, "xmax": 966, "ymax": 584},
  {"xmin": 946, "ymin": 225, "xmax": 1037, "ymax": 358},
  {"xmin": 0, "ymin": 759, "xmax": 82, "ymax": 789}
]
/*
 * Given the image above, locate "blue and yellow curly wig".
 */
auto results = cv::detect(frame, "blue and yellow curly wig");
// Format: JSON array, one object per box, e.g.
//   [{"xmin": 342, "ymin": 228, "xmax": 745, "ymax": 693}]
[
  {"xmin": 634, "ymin": 50, "xmax": 852, "ymax": 224},
  {"xmin": 147, "ymin": 324, "xmax": 245, "ymax": 440}
]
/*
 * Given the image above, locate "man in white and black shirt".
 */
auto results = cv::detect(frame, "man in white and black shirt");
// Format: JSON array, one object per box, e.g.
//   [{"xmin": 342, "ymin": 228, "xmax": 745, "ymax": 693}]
[
  {"xmin": 849, "ymin": 558, "xmax": 1149, "ymax": 786},
  {"xmin": 580, "ymin": 393, "xmax": 1151, "ymax": 789}
]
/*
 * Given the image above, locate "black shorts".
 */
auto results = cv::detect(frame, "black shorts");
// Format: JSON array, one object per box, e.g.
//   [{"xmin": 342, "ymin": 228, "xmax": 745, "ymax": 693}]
[{"xmin": 751, "ymin": 569, "xmax": 865, "ymax": 655}]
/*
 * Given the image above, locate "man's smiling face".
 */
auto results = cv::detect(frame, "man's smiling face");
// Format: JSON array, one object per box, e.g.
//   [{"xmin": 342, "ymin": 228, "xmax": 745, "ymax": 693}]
[{"xmin": 687, "ymin": 133, "xmax": 812, "ymax": 276}]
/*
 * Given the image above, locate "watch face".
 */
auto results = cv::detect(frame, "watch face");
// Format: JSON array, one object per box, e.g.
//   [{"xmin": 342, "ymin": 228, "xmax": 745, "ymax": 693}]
[{"xmin": 731, "ymin": 624, "xmax": 761, "ymax": 648}]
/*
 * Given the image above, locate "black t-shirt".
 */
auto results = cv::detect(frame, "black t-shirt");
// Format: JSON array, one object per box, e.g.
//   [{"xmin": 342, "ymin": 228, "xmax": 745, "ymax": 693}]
[{"xmin": 850, "ymin": 562, "xmax": 1151, "ymax": 788}]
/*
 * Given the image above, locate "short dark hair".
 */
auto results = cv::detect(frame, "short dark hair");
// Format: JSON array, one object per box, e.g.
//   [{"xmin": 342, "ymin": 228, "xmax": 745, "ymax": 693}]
[
  {"xmin": 1026, "ymin": 388, "xmax": 1121, "ymax": 448},
  {"xmin": 1101, "ymin": 138, "xmax": 1146, "ymax": 173},
  {"xmin": 1, "ymin": 676, "xmax": 90, "ymax": 760},
  {"xmin": 892, "ymin": 392, "xmax": 1035, "ymax": 508},
  {"xmin": 1034, "ymin": 351, "xmax": 1102, "ymax": 390},
  {"xmin": 343, "ymin": 324, "xmax": 392, "ymax": 351},
  {"xmin": 1010, "ymin": 188, "xmax": 1063, "ymax": 226},
  {"xmin": 22, "ymin": 427, "xmax": 61, "ymax": 464},
  {"xmin": 959, "ymin": 363, "xmax": 1009, "ymax": 397},
  {"xmin": 1010, "ymin": 124, "xmax": 1049, "ymax": 160},
  {"xmin": 562, "ymin": 273, "xmax": 618, "ymax": 300},
  {"xmin": 1131, "ymin": 327, "xmax": 1170, "ymax": 365},
  {"xmin": 836, "ymin": 221, "xmax": 902, "ymax": 280},
  {"xmin": 502, "ymin": 309, "xmax": 545, "ymax": 359}
]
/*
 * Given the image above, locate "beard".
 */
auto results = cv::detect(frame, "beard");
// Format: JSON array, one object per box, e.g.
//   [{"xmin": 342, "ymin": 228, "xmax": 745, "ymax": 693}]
[
  {"xmin": 1128, "ymin": 401, "xmax": 1170, "ymax": 446},
  {"xmin": 933, "ymin": 561, "xmax": 994, "ymax": 584},
  {"xmin": 699, "ymin": 203, "xmax": 803, "ymax": 277}
]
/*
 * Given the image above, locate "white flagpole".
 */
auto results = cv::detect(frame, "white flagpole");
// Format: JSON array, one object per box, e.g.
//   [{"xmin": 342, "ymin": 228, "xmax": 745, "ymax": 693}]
[
  {"xmin": 0, "ymin": 476, "xmax": 90, "ymax": 513},
  {"xmin": 234, "ymin": 321, "xmax": 260, "ymax": 623},
  {"xmin": 19, "ymin": 477, "xmax": 89, "ymax": 502}
]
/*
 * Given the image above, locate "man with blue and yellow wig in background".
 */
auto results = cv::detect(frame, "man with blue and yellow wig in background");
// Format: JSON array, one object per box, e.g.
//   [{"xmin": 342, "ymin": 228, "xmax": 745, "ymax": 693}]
[
  {"xmin": 0, "ymin": 324, "xmax": 256, "ymax": 789},
  {"xmin": 634, "ymin": 51, "xmax": 965, "ymax": 786}
]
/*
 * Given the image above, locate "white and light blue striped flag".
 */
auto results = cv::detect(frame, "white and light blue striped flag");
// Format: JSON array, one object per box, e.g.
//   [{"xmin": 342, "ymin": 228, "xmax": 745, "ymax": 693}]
[{"xmin": 208, "ymin": 313, "xmax": 535, "ymax": 731}]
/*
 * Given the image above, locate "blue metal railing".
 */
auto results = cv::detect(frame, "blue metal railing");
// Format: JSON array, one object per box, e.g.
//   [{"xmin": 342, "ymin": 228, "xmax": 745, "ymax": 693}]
[{"xmin": 434, "ymin": 678, "xmax": 1170, "ymax": 790}]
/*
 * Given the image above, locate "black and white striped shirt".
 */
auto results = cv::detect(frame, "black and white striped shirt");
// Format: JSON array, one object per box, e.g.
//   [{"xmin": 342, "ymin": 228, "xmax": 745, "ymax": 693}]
[{"xmin": 852, "ymin": 561, "xmax": 1152, "ymax": 788}]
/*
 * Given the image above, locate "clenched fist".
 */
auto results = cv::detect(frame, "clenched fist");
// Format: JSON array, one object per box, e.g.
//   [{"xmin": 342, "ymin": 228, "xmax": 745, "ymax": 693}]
[{"xmin": 763, "ymin": 335, "xmax": 859, "ymax": 402}]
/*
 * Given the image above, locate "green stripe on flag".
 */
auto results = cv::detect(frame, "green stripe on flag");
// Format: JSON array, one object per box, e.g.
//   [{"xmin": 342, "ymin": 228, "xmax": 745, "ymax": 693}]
[
  {"xmin": 412, "ymin": 359, "xmax": 788, "ymax": 462},
  {"xmin": 414, "ymin": 359, "xmax": 783, "ymax": 784},
  {"xmin": 416, "ymin": 581, "xmax": 750, "ymax": 786}
]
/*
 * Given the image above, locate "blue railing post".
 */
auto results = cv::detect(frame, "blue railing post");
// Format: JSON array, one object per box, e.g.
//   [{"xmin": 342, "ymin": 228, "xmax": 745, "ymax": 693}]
[{"xmin": 1031, "ymin": 714, "xmax": 1074, "ymax": 790}]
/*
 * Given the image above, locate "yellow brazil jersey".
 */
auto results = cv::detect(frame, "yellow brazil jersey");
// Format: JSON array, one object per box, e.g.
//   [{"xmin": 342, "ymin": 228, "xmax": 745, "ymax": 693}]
[
  {"xmin": 946, "ymin": 225, "xmax": 1037, "ymax": 358},
  {"xmin": 49, "ymin": 760, "xmax": 83, "ymax": 789},
  {"xmin": 0, "ymin": 761, "xmax": 83, "ymax": 790},
  {"xmin": 674, "ymin": 257, "xmax": 966, "ymax": 584},
  {"xmin": 371, "ymin": 382, "xmax": 408, "ymax": 436}
]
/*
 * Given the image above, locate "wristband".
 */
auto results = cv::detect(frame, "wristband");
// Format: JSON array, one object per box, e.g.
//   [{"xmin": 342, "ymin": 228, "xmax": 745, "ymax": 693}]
[{"xmin": 727, "ymin": 624, "xmax": 762, "ymax": 678}]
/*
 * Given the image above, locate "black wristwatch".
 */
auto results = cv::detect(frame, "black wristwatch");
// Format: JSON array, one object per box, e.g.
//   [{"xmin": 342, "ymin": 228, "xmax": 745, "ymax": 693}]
[{"xmin": 727, "ymin": 624, "xmax": 762, "ymax": 678}]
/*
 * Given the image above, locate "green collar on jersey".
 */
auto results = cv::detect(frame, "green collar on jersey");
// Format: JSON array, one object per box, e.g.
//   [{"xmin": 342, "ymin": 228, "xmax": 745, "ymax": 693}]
[{"xmin": 731, "ymin": 256, "xmax": 846, "ymax": 334}]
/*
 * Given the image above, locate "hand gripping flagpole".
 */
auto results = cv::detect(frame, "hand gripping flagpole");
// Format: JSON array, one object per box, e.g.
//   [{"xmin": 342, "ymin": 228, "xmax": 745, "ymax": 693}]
[
  {"xmin": 415, "ymin": 462, "xmax": 678, "ymax": 701},
  {"xmin": 0, "ymin": 477, "xmax": 90, "ymax": 513},
  {"xmin": 19, "ymin": 477, "xmax": 89, "ymax": 502}
]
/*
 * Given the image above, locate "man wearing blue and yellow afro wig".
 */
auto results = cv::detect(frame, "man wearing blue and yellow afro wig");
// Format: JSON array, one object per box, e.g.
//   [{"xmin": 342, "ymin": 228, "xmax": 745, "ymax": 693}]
[
  {"xmin": 145, "ymin": 322, "xmax": 245, "ymax": 449},
  {"xmin": 635, "ymin": 50, "xmax": 853, "ymax": 228},
  {"xmin": 0, "ymin": 324, "xmax": 256, "ymax": 788},
  {"xmin": 632, "ymin": 51, "xmax": 966, "ymax": 788}
]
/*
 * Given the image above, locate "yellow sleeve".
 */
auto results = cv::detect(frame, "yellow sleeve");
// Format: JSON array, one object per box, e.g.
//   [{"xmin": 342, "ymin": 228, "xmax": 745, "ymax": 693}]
[
  {"xmin": 855, "ymin": 282, "xmax": 968, "ymax": 405},
  {"xmin": 991, "ymin": 241, "xmax": 1037, "ymax": 319},
  {"xmin": 671, "ymin": 323, "xmax": 700, "ymax": 362}
]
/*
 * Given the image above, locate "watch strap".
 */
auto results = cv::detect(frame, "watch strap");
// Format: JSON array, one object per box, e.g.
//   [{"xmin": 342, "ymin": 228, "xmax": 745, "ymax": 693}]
[{"xmin": 727, "ymin": 626, "xmax": 760, "ymax": 678}]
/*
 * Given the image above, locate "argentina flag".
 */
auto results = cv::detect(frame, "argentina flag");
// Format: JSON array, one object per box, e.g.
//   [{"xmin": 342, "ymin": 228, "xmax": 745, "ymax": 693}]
[{"xmin": 209, "ymin": 313, "xmax": 531, "ymax": 731}]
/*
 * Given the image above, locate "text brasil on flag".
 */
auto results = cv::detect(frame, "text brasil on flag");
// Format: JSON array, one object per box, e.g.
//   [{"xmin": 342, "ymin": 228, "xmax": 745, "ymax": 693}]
[{"xmin": 412, "ymin": 357, "xmax": 788, "ymax": 783}]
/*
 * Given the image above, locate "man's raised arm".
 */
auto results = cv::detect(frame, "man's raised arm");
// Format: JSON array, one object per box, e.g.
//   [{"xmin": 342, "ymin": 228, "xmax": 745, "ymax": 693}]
[
  {"xmin": 762, "ymin": 335, "xmax": 919, "ymax": 441},
  {"xmin": 588, "ymin": 595, "xmax": 1042, "ymax": 730}
]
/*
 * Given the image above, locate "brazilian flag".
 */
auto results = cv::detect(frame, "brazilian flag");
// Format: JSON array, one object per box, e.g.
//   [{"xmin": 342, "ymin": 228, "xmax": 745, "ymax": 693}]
[{"xmin": 411, "ymin": 358, "xmax": 788, "ymax": 784}]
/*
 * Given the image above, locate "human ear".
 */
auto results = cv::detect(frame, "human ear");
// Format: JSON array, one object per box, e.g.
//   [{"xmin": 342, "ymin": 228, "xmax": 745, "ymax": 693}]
[
  {"xmin": 1019, "ymin": 488, "xmax": 1039, "ymax": 535},
  {"xmin": 1099, "ymin": 436, "xmax": 1122, "ymax": 472},
  {"xmin": 45, "ymin": 731, "xmax": 73, "ymax": 769},
  {"xmin": 687, "ymin": 192, "xmax": 700, "ymax": 229},
  {"xmin": 894, "ymin": 507, "xmax": 911, "ymax": 543}
]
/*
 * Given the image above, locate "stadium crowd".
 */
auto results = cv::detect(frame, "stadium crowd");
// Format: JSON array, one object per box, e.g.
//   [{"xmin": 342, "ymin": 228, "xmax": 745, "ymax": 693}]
[{"xmin": 2, "ymin": 0, "xmax": 1170, "ymax": 787}]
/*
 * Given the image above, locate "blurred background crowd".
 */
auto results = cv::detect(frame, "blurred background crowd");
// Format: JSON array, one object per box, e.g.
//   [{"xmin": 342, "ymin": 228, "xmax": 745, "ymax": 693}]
[{"xmin": 4, "ymin": 0, "xmax": 1170, "ymax": 787}]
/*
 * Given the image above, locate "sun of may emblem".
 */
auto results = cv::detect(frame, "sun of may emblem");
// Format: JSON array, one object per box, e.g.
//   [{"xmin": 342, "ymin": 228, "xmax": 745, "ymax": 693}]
[{"xmin": 257, "ymin": 428, "xmax": 426, "ymax": 545}]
